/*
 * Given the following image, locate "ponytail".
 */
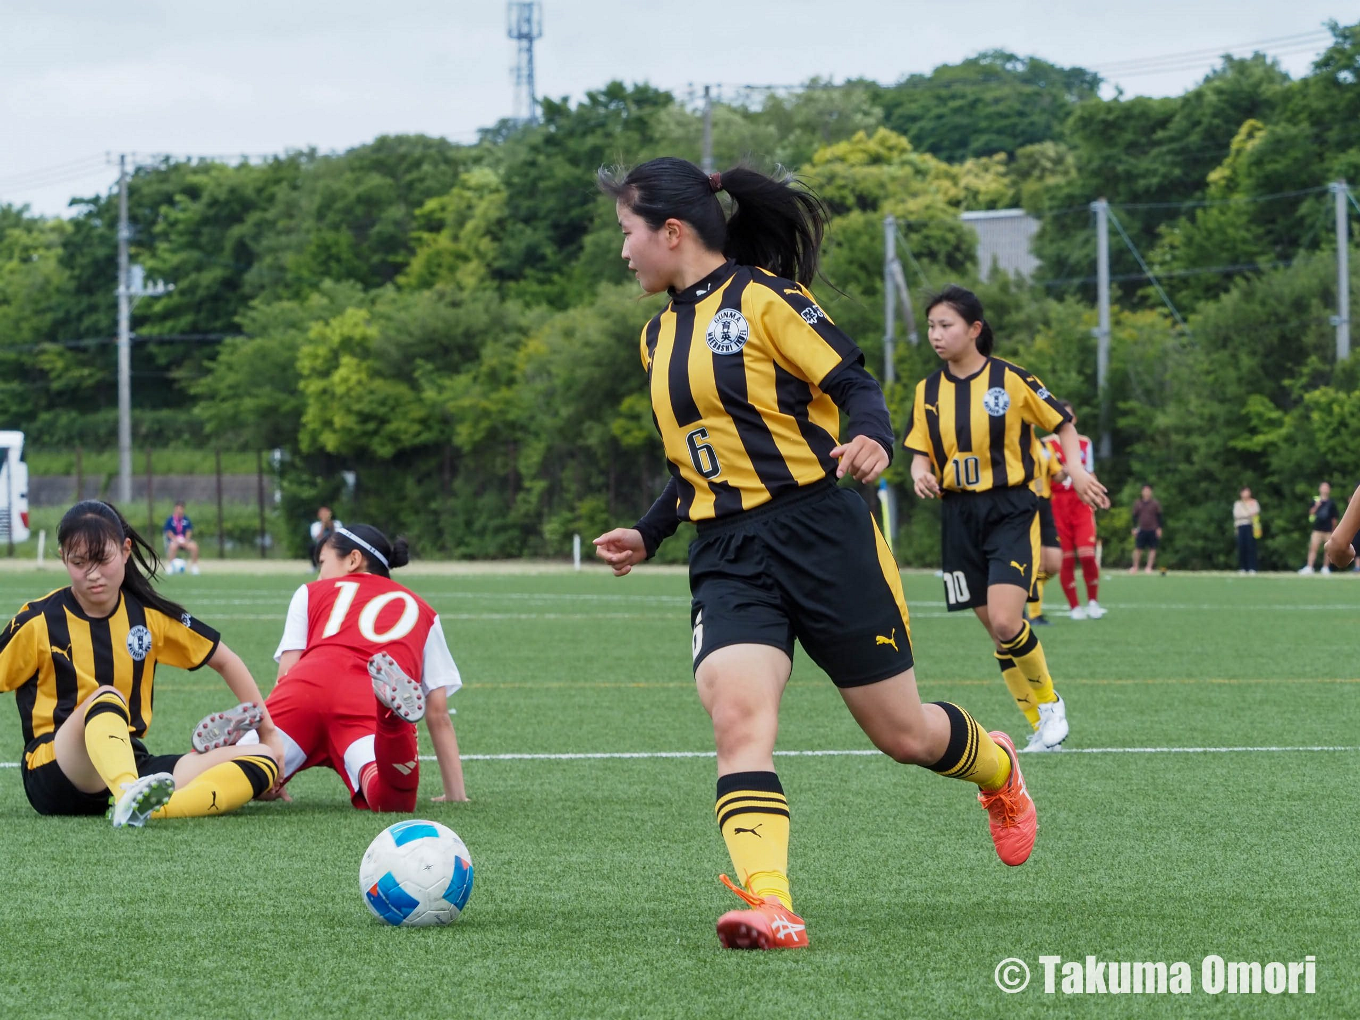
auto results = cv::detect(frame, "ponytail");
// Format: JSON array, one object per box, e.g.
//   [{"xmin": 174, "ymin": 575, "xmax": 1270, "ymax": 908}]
[
  {"xmin": 598, "ymin": 157, "xmax": 829, "ymax": 286},
  {"xmin": 322, "ymin": 523, "xmax": 409, "ymax": 578},
  {"xmin": 57, "ymin": 501, "xmax": 186, "ymax": 620},
  {"xmin": 925, "ymin": 284, "xmax": 994, "ymax": 356}
]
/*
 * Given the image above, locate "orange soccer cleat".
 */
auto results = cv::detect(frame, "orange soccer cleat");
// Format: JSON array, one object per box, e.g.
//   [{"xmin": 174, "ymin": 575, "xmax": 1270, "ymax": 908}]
[
  {"xmin": 978, "ymin": 731, "xmax": 1038, "ymax": 866},
  {"xmin": 715, "ymin": 874, "xmax": 809, "ymax": 950}
]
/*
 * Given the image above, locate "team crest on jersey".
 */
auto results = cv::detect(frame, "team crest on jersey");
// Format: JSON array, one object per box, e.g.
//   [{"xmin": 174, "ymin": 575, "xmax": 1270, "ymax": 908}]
[
  {"xmin": 126, "ymin": 625, "xmax": 153, "ymax": 661},
  {"xmin": 705, "ymin": 309, "xmax": 749, "ymax": 355},
  {"xmin": 800, "ymin": 305, "xmax": 825, "ymax": 326},
  {"xmin": 982, "ymin": 386, "xmax": 1011, "ymax": 416},
  {"xmin": 180, "ymin": 612, "xmax": 193, "ymax": 627},
  {"xmin": 1037, "ymin": 386, "xmax": 1050, "ymax": 400}
]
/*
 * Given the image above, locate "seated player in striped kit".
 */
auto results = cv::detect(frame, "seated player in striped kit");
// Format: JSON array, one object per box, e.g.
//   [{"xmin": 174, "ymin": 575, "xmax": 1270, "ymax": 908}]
[
  {"xmin": 196, "ymin": 524, "xmax": 467, "ymax": 810},
  {"xmin": 0, "ymin": 501, "xmax": 280, "ymax": 826}
]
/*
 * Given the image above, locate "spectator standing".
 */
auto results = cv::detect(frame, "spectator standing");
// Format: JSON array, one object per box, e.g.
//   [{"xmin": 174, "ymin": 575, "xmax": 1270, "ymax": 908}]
[
  {"xmin": 1299, "ymin": 481, "xmax": 1338, "ymax": 575},
  {"xmin": 1233, "ymin": 488, "xmax": 1261, "ymax": 574},
  {"xmin": 1129, "ymin": 485, "xmax": 1163, "ymax": 574}
]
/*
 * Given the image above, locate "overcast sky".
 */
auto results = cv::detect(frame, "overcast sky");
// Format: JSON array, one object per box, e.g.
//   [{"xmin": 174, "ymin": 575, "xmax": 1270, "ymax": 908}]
[{"xmin": 0, "ymin": 0, "xmax": 1347, "ymax": 217}]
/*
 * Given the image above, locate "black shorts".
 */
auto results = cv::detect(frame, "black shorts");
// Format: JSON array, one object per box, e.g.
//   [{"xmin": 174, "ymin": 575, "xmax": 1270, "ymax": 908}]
[
  {"xmin": 688, "ymin": 480, "xmax": 914, "ymax": 688},
  {"xmin": 1037, "ymin": 497, "xmax": 1059, "ymax": 548},
  {"xmin": 939, "ymin": 487, "xmax": 1040, "ymax": 612},
  {"xmin": 21, "ymin": 732, "xmax": 182, "ymax": 816},
  {"xmin": 1135, "ymin": 528, "xmax": 1160, "ymax": 550}
]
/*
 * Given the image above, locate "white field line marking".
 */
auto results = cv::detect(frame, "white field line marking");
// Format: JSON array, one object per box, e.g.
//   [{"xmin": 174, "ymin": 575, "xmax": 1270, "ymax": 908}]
[{"xmin": 2, "ymin": 745, "xmax": 1353, "ymax": 769}]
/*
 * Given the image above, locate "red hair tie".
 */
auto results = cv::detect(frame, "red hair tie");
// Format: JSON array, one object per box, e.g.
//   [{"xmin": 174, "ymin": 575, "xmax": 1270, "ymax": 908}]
[{"xmin": 708, "ymin": 172, "xmax": 722, "ymax": 193}]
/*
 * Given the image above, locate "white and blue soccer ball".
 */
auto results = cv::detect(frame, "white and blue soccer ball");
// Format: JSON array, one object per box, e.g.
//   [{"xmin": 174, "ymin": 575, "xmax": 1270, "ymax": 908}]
[
  {"xmin": 169, "ymin": 557, "xmax": 187, "ymax": 575},
  {"xmin": 359, "ymin": 819, "xmax": 473, "ymax": 927}
]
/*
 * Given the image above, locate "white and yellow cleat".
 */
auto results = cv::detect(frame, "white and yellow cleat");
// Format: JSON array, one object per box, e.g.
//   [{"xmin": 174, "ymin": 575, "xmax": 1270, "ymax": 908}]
[
  {"xmin": 111, "ymin": 773, "xmax": 175, "ymax": 829},
  {"xmin": 369, "ymin": 652, "xmax": 425, "ymax": 722}
]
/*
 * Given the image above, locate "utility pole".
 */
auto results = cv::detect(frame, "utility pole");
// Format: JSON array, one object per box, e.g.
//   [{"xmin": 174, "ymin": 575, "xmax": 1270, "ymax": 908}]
[
  {"xmin": 116, "ymin": 155, "xmax": 132, "ymax": 504},
  {"xmin": 1335, "ymin": 180, "xmax": 1351, "ymax": 360},
  {"xmin": 701, "ymin": 85, "xmax": 714, "ymax": 173},
  {"xmin": 1092, "ymin": 198, "xmax": 1111, "ymax": 460}
]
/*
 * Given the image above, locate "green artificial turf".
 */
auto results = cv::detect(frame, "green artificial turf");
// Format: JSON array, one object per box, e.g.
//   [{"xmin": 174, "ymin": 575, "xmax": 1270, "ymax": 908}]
[{"xmin": 0, "ymin": 567, "xmax": 1354, "ymax": 1019}]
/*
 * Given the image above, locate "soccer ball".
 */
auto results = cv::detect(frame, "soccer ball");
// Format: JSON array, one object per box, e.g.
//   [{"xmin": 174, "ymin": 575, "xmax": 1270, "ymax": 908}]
[
  {"xmin": 359, "ymin": 819, "xmax": 473, "ymax": 927},
  {"xmin": 169, "ymin": 557, "xmax": 187, "ymax": 574}
]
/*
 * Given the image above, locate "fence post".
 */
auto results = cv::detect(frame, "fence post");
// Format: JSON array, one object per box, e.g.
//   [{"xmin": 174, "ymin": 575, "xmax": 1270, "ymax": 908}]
[
  {"xmin": 257, "ymin": 450, "xmax": 266, "ymax": 559},
  {"xmin": 216, "ymin": 448, "xmax": 225, "ymax": 559},
  {"xmin": 145, "ymin": 447, "xmax": 154, "ymax": 535}
]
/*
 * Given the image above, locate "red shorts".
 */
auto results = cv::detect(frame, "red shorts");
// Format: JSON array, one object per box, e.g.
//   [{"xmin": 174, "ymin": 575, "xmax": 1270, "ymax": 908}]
[
  {"xmin": 244, "ymin": 667, "xmax": 416, "ymax": 808},
  {"xmin": 1051, "ymin": 493, "xmax": 1097, "ymax": 550}
]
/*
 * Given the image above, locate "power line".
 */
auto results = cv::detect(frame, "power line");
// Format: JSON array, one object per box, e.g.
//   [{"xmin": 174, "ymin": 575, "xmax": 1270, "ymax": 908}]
[
  {"xmin": 1107, "ymin": 207, "xmax": 1188, "ymax": 329},
  {"xmin": 1113, "ymin": 185, "xmax": 1332, "ymax": 211},
  {"xmin": 1089, "ymin": 29, "xmax": 1333, "ymax": 72}
]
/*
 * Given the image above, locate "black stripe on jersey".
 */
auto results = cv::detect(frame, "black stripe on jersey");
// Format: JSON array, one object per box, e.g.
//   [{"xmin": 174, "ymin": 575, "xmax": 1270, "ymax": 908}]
[
  {"xmin": 668, "ymin": 304, "xmax": 701, "ymax": 428},
  {"xmin": 1019, "ymin": 421, "xmax": 1035, "ymax": 480},
  {"xmin": 710, "ymin": 478, "xmax": 745, "ymax": 517},
  {"xmin": 643, "ymin": 316, "xmax": 661, "ymax": 376},
  {"xmin": 14, "ymin": 671, "xmax": 40, "ymax": 745},
  {"xmin": 953, "ymin": 374, "xmax": 973, "ymax": 455},
  {"xmin": 923, "ymin": 373, "xmax": 946, "ymax": 467},
  {"xmin": 125, "ymin": 597, "xmax": 149, "ymax": 736},
  {"xmin": 773, "ymin": 362, "xmax": 837, "ymax": 469},
  {"xmin": 45, "ymin": 599, "xmax": 79, "ymax": 741},
  {"xmin": 987, "ymin": 360, "xmax": 1009, "ymax": 488},
  {"xmin": 89, "ymin": 614, "xmax": 114, "ymax": 687},
  {"xmin": 710, "ymin": 276, "xmax": 796, "ymax": 494}
]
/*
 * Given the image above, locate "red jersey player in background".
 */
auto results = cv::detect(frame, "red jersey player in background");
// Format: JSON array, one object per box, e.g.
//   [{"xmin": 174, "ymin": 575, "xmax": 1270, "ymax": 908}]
[
  {"xmin": 1044, "ymin": 400, "xmax": 1105, "ymax": 620},
  {"xmin": 195, "ymin": 524, "xmax": 466, "ymax": 810}
]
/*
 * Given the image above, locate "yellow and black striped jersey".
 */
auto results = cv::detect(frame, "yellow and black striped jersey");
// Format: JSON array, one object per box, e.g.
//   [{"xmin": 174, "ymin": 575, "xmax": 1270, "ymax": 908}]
[
  {"xmin": 903, "ymin": 357, "xmax": 1070, "ymax": 494},
  {"xmin": 1031, "ymin": 436, "xmax": 1062, "ymax": 499},
  {"xmin": 0, "ymin": 587, "xmax": 220, "ymax": 744},
  {"xmin": 641, "ymin": 260, "xmax": 865, "ymax": 522}
]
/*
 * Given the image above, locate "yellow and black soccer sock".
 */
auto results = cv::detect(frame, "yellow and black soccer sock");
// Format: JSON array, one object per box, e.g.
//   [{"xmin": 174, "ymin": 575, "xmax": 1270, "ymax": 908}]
[
  {"xmin": 926, "ymin": 701, "xmax": 1012, "ymax": 792},
  {"xmin": 152, "ymin": 754, "xmax": 278, "ymax": 819},
  {"xmin": 996, "ymin": 652, "xmax": 1041, "ymax": 729},
  {"xmin": 82, "ymin": 691, "xmax": 139, "ymax": 793},
  {"xmin": 999, "ymin": 620, "xmax": 1058, "ymax": 706},
  {"xmin": 716, "ymin": 771, "xmax": 792, "ymax": 910}
]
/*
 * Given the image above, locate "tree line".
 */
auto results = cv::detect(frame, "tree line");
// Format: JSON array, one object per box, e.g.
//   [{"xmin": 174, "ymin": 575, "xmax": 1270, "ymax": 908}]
[{"xmin": 1, "ymin": 22, "xmax": 1358, "ymax": 567}]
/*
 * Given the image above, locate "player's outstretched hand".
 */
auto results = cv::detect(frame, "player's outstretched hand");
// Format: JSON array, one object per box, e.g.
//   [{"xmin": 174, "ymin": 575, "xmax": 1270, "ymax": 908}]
[
  {"xmin": 1325, "ymin": 536, "xmax": 1356, "ymax": 571},
  {"xmin": 912, "ymin": 467, "xmax": 942, "ymax": 500},
  {"xmin": 1074, "ymin": 470, "xmax": 1110, "ymax": 510},
  {"xmin": 830, "ymin": 435, "xmax": 888, "ymax": 485},
  {"xmin": 593, "ymin": 528, "xmax": 647, "ymax": 577}
]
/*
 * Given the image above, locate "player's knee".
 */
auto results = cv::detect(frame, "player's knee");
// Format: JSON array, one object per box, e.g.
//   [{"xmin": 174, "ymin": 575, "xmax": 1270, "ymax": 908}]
[{"xmin": 709, "ymin": 698, "xmax": 774, "ymax": 753}]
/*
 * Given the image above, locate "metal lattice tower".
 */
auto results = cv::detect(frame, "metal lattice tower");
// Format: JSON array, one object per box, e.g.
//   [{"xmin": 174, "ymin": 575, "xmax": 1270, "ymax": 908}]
[{"xmin": 507, "ymin": 2, "xmax": 543, "ymax": 125}]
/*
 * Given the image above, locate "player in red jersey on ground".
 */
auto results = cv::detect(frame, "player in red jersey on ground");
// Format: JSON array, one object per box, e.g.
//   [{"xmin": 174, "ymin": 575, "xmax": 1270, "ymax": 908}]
[
  {"xmin": 195, "ymin": 524, "xmax": 467, "ymax": 810},
  {"xmin": 1044, "ymin": 401, "xmax": 1105, "ymax": 620}
]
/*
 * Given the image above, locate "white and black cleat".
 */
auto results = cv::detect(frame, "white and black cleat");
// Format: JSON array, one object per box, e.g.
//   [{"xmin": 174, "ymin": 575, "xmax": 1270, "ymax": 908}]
[
  {"xmin": 1019, "ymin": 694, "xmax": 1069, "ymax": 752},
  {"xmin": 191, "ymin": 701, "xmax": 264, "ymax": 754},
  {"xmin": 111, "ymin": 772, "xmax": 175, "ymax": 828},
  {"xmin": 369, "ymin": 651, "xmax": 425, "ymax": 722}
]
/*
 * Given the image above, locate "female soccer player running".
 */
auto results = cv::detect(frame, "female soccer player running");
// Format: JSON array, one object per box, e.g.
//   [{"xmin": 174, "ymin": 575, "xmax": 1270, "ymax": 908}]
[
  {"xmin": 905, "ymin": 286, "xmax": 1108, "ymax": 752},
  {"xmin": 593, "ymin": 158, "xmax": 1039, "ymax": 951},
  {"xmin": 205, "ymin": 524, "xmax": 467, "ymax": 810},
  {"xmin": 0, "ymin": 501, "xmax": 281, "ymax": 826}
]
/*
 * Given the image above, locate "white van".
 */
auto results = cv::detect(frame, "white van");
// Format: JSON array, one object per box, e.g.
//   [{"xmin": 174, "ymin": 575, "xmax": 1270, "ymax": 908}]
[{"xmin": 0, "ymin": 431, "xmax": 31, "ymax": 544}]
